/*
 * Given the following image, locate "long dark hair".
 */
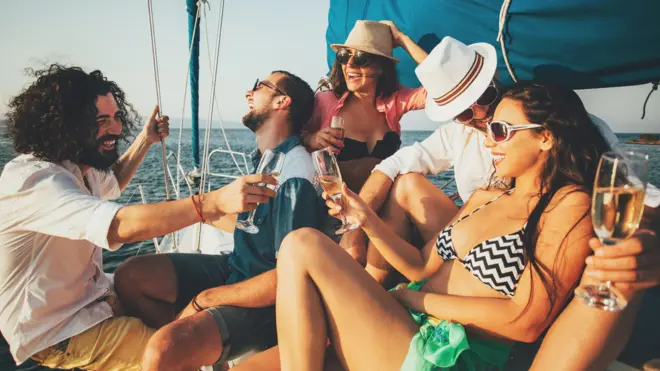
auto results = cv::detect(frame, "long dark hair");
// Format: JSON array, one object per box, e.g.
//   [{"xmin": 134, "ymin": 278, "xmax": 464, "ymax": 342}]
[
  {"xmin": 498, "ymin": 82, "xmax": 611, "ymax": 324},
  {"xmin": 326, "ymin": 55, "xmax": 399, "ymax": 99}
]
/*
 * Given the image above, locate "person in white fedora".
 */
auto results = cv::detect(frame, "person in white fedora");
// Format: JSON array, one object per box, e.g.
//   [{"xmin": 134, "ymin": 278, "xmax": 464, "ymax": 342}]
[
  {"xmin": 302, "ymin": 20, "xmax": 429, "ymax": 194},
  {"xmin": 333, "ymin": 36, "xmax": 660, "ymax": 370},
  {"xmin": 340, "ymin": 36, "xmax": 628, "ymax": 286}
]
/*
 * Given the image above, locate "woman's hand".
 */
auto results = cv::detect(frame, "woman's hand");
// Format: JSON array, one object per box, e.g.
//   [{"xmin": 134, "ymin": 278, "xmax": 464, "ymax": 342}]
[
  {"xmin": 584, "ymin": 229, "xmax": 660, "ymax": 294},
  {"xmin": 379, "ymin": 20, "xmax": 406, "ymax": 47},
  {"xmin": 323, "ymin": 183, "xmax": 372, "ymax": 227},
  {"xmin": 305, "ymin": 127, "xmax": 344, "ymax": 153}
]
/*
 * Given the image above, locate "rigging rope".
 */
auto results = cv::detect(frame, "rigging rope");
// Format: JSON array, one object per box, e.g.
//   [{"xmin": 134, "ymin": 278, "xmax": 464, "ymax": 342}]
[
  {"xmin": 176, "ymin": 1, "xmax": 204, "ymax": 198},
  {"xmin": 146, "ymin": 0, "xmax": 177, "ymax": 250},
  {"xmin": 201, "ymin": 2, "xmax": 247, "ymax": 178},
  {"xmin": 497, "ymin": 0, "xmax": 518, "ymax": 83},
  {"xmin": 641, "ymin": 81, "xmax": 659, "ymax": 119},
  {"xmin": 200, "ymin": 0, "xmax": 234, "ymax": 196}
]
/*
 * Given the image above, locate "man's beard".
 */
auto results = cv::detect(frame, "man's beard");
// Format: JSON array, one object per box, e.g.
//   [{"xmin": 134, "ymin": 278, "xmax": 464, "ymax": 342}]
[
  {"xmin": 242, "ymin": 109, "xmax": 271, "ymax": 133},
  {"xmin": 77, "ymin": 134, "xmax": 120, "ymax": 171}
]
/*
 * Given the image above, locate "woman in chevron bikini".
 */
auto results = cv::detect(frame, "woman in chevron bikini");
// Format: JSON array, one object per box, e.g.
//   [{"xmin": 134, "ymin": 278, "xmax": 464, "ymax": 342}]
[{"xmin": 268, "ymin": 82, "xmax": 611, "ymax": 371}]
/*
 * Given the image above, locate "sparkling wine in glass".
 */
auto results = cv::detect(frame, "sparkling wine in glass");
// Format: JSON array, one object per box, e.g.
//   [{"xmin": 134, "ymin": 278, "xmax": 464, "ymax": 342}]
[
  {"xmin": 574, "ymin": 150, "xmax": 648, "ymax": 311},
  {"xmin": 312, "ymin": 147, "xmax": 360, "ymax": 235},
  {"xmin": 235, "ymin": 149, "xmax": 286, "ymax": 234},
  {"xmin": 330, "ymin": 116, "xmax": 345, "ymax": 141}
]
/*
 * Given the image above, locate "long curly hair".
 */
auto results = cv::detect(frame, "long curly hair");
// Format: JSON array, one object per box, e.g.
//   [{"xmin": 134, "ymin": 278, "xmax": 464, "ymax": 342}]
[
  {"xmin": 495, "ymin": 82, "xmax": 611, "ymax": 326},
  {"xmin": 5, "ymin": 64, "xmax": 140, "ymax": 163}
]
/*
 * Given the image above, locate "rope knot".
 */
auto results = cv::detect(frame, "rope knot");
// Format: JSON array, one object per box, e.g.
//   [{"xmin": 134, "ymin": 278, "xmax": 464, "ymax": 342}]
[{"xmin": 641, "ymin": 81, "xmax": 659, "ymax": 119}]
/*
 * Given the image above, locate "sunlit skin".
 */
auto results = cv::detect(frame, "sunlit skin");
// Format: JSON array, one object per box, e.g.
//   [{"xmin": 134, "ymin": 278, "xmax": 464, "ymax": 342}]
[
  {"xmin": 483, "ymin": 98, "xmax": 551, "ymax": 180},
  {"xmin": 333, "ymin": 49, "xmax": 392, "ymax": 192},
  {"xmin": 244, "ymin": 74, "xmax": 286, "ymax": 118},
  {"xmin": 241, "ymin": 95, "xmax": 591, "ymax": 371}
]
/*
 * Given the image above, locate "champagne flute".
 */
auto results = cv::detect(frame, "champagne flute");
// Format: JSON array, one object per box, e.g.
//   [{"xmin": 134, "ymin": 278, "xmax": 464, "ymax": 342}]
[
  {"xmin": 574, "ymin": 150, "xmax": 648, "ymax": 311},
  {"xmin": 312, "ymin": 147, "xmax": 360, "ymax": 235},
  {"xmin": 330, "ymin": 116, "xmax": 345, "ymax": 141},
  {"xmin": 235, "ymin": 149, "xmax": 286, "ymax": 234}
]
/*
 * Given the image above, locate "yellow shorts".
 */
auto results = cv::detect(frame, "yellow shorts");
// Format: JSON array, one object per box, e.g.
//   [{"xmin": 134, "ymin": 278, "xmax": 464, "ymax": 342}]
[{"xmin": 31, "ymin": 316, "xmax": 155, "ymax": 371}]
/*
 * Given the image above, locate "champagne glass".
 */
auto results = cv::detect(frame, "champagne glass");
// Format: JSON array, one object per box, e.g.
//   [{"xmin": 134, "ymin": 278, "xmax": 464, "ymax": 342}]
[
  {"xmin": 235, "ymin": 149, "xmax": 286, "ymax": 234},
  {"xmin": 312, "ymin": 147, "xmax": 360, "ymax": 235},
  {"xmin": 574, "ymin": 150, "xmax": 648, "ymax": 311},
  {"xmin": 330, "ymin": 116, "xmax": 345, "ymax": 141}
]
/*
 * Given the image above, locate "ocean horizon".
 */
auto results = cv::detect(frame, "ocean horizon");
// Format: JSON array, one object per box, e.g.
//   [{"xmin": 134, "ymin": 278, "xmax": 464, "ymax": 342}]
[{"xmin": 0, "ymin": 119, "xmax": 658, "ymax": 134}]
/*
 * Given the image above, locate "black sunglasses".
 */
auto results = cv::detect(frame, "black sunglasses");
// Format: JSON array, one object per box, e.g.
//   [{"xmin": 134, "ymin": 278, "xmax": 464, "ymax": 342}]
[
  {"xmin": 253, "ymin": 79, "xmax": 287, "ymax": 96},
  {"xmin": 454, "ymin": 82, "xmax": 500, "ymax": 124},
  {"xmin": 336, "ymin": 48, "xmax": 376, "ymax": 67}
]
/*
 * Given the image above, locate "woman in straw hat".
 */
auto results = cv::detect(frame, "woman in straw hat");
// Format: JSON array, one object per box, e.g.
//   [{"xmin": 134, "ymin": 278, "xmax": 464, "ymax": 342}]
[{"xmin": 302, "ymin": 20, "xmax": 429, "ymax": 192}]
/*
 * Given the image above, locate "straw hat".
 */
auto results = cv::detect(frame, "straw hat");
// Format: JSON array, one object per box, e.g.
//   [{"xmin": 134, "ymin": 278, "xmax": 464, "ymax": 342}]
[
  {"xmin": 331, "ymin": 20, "xmax": 400, "ymax": 63},
  {"xmin": 415, "ymin": 36, "xmax": 497, "ymax": 122}
]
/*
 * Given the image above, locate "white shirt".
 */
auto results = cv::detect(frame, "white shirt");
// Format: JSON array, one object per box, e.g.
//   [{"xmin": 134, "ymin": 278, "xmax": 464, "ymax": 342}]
[
  {"xmin": 375, "ymin": 124, "xmax": 491, "ymax": 202},
  {"xmin": 373, "ymin": 116, "xmax": 660, "ymax": 207},
  {"xmin": 0, "ymin": 154, "xmax": 123, "ymax": 365}
]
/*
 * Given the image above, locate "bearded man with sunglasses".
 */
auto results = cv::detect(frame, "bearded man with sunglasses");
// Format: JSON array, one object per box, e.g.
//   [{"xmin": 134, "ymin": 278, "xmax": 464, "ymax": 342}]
[{"xmin": 113, "ymin": 71, "xmax": 328, "ymax": 371}]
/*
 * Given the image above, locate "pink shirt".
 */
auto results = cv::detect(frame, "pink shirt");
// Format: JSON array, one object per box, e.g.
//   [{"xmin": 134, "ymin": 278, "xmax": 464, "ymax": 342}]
[{"xmin": 306, "ymin": 86, "xmax": 427, "ymax": 135}]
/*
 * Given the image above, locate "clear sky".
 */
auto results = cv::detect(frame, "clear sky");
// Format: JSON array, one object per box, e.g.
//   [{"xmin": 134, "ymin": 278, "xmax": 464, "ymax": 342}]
[{"xmin": 0, "ymin": 0, "xmax": 658, "ymax": 133}]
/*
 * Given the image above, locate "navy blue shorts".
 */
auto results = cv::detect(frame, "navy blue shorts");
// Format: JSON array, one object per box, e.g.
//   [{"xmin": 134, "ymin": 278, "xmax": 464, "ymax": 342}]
[{"xmin": 166, "ymin": 253, "xmax": 277, "ymax": 364}]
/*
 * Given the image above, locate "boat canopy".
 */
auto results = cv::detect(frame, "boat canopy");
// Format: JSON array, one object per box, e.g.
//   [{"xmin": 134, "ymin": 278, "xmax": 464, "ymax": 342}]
[{"xmin": 325, "ymin": 0, "xmax": 660, "ymax": 90}]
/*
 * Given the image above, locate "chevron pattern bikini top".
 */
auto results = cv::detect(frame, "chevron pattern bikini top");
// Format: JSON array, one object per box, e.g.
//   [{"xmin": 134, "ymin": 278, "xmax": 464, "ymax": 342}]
[{"xmin": 436, "ymin": 189, "xmax": 526, "ymax": 297}]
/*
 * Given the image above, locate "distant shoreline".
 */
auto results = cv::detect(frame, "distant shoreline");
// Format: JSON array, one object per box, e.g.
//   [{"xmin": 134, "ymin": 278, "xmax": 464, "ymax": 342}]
[{"xmin": 0, "ymin": 120, "xmax": 656, "ymax": 135}]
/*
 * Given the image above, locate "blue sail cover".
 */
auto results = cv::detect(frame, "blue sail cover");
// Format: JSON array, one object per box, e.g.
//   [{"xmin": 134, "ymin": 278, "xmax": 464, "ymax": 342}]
[
  {"xmin": 326, "ymin": 0, "xmax": 660, "ymax": 89},
  {"xmin": 186, "ymin": 0, "xmax": 201, "ymax": 169}
]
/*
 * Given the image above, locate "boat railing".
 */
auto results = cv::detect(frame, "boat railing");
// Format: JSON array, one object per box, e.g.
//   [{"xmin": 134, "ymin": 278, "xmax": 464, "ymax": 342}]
[
  {"xmin": 206, "ymin": 149, "xmax": 251, "ymax": 179},
  {"xmin": 202, "ymin": 149, "xmax": 251, "ymax": 192}
]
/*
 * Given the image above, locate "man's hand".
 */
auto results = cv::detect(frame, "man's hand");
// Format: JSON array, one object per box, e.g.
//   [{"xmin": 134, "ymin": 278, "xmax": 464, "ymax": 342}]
[
  {"xmin": 141, "ymin": 105, "xmax": 170, "ymax": 145},
  {"xmin": 340, "ymin": 229, "xmax": 368, "ymax": 266},
  {"xmin": 585, "ymin": 230, "xmax": 660, "ymax": 293},
  {"xmin": 205, "ymin": 174, "xmax": 278, "ymax": 218},
  {"xmin": 304, "ymin": 127, "xmax": 344, "ymax": 153}
]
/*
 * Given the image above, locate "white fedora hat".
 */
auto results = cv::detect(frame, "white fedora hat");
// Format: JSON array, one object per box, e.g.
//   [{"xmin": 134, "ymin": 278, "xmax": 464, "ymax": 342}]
[{"xmin": 415, "ymin": 36, "xmax": 497, "ymax": 122}]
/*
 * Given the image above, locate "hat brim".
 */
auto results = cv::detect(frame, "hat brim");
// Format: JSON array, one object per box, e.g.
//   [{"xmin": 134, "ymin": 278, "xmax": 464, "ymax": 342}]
[
  {"xmin": 330, "ymin": 43, "xmax": 400, "ymax": 63},
  {"xmin": 423, "ymin": 42, "xmax": 498, "ymax": 122}
]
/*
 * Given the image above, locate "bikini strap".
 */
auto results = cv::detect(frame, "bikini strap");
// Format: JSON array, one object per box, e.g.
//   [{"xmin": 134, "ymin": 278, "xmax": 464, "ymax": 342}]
[{"xmin": 448, "ymin": 189, "xmax": 514, "ymax": 228}]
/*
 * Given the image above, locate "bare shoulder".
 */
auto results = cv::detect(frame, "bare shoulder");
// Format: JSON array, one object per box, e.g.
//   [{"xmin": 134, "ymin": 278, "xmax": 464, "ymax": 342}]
[
  {"xmin": 463, "ymin": 188, "xmax": 509, "ymax": 210},
  {"xmin": 545, "ymin": 185, "xmax": 591, "ymax": 216},
  {"xmin": 537, "ymin": 185, "xmax": 593, "ymax": 244}
]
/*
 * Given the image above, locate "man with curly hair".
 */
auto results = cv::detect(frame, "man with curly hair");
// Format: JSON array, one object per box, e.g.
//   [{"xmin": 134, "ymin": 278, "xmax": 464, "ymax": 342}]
[{"xmin": 0, "ymin": 64, "xmax": 279, "ymax": 370}]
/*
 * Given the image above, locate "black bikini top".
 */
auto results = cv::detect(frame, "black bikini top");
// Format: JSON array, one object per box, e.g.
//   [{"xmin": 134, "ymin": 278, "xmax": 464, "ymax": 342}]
[{"xmin": 336, "ymin": 131, "xmax": 401, "ymax": 162}]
